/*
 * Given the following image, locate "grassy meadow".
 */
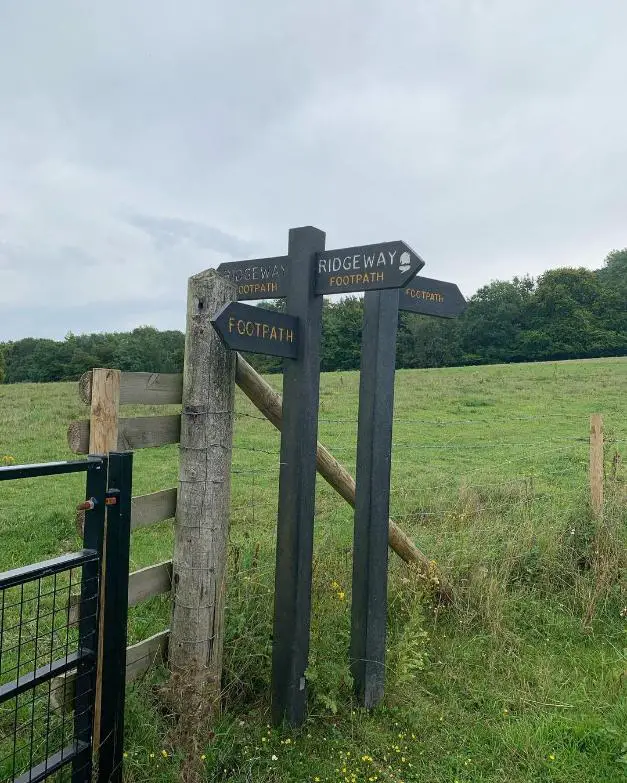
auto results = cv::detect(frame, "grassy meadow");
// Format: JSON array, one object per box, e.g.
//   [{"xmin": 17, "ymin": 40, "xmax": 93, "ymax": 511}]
[{"xmin": 0, "ymin": 357, "xmax": 626, "ymax": 782}]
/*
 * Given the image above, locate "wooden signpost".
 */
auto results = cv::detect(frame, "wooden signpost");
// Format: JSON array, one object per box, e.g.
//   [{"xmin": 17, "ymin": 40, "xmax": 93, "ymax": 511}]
[
  {"xmin": 211, "ymin": 230, "xmax": 466, "ymax": 723},
  {"xmin": 217, "ymin": 256, "xmax": 290, "ymax": 300},
  {"xmin": 350, "ymin": 274, "xmax": 466, "ymax": 709},
  {"xmin": 270, "ymin": 227, "xmax": 325, "ymax": 726},
  {"xmin": 211, "ymin": 301, "xmax": 299, "ymax": 358},
  {"xmin": 400, "ymin": 276, "xmax": 467, "ymax": 318},
  {"xmin": 315, "ymin": 240, "xmax": 424, "ymax": 295}
]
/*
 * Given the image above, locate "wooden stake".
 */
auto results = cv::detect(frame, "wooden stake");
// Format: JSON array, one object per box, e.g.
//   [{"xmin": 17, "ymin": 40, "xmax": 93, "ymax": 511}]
[
  {"xmin": 169, "ymin": 270, "xmax": 236, "ymax": 718},
  {"xmin": 88, "ymin": 368, "xmax": 120, "ymax": 752},
  {"xmin": 589, "ymin": 414, "xmax": 604, "ymax": 519}
]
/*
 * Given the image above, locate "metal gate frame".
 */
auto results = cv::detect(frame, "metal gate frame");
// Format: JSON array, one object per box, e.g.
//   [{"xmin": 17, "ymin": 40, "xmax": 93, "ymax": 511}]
[{"xmin": 0, "ymin": 453, "xmax": 132, "ymax": 783}]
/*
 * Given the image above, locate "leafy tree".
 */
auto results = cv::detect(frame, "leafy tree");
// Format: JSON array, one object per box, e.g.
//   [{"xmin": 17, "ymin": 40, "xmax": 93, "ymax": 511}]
[
  {"xmin": 321, "ymin": 298, "xmax": 364, "ymax": 372},
  {"xmin": 1, "ymin": 249, "xmax": 625, "ymax": 382},
  {"xmin": 597, "ymin": 248, "xmax": 627, "ymax": 292},
  {"xmin": 458, "ymin": 277, "xmax": 534, "ymax": 364},
  {"xmin": 525, "ymin": 268, "xmax": 624, "ymax": 359},
  {"xmin": 397, "ymin": 314, "xmax": 463, "ymax": 369}
]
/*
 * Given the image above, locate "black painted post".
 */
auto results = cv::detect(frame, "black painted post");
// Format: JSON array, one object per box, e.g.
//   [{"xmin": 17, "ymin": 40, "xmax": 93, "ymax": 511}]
[
  {"xmin": 73, "ymin": 456, "xmax": 108, "ymax": 783},
  {"xmin": 272, "ymin": 226, "xmax": 325, "ymax": 726},
  {"xmin": 98, "ymin": 452, "xmax": 133, "ymax": 783},
  {"xmin": 350, "ymin": 288, "xmax": 399, "ymax": 708}
]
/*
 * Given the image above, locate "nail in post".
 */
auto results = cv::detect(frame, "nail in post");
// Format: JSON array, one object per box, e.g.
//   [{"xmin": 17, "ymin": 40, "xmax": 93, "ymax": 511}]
[
  {"xmin": 350, "ymin": 288, "xmax": 399, "ymax": 708},
  {"xmin": 272, "ymin": 226, "xmax": 325, "ymax": 726}
]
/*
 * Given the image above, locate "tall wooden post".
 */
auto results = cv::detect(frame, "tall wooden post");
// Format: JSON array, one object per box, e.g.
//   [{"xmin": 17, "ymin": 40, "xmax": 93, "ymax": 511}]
[
  {"xmin": 272, "ymin": 226, "xmax": 325, "ymax": 726},
  {"xmin": 589, "ymin": 414, "xmax": 604, "ymax": 519},
  {"xmin": 89, "ymin": 368, "xmax": 120, "ymax": 750},
  {"xmin": 170, "ymin": 270, "xmax": 237, "ymax": 718},
  {"xmin": 351, "ymin": 289, "xmax": 399, "ymax": 708}
]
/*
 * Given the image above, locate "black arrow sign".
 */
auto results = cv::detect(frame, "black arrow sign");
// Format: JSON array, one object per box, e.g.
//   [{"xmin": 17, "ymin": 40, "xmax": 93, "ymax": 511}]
[
  {"xmin": 216, "ymin": 257, "xmax": 290, "ymax": 300},
  {"xmin": 399, "ymin": 276, "xmax": 467, "ymax": 318},
  {"xmin": 211, "ymin": 301, "xmax": 299, "ymax": 358},
  {"xmin": 315, "ymin": 240, "xmax": 424, "ymax": 295}
]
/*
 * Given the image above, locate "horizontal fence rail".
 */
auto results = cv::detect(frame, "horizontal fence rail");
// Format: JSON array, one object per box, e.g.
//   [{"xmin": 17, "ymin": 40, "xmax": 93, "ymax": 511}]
[
  {"xmin": 80, "ymin": 370, "xmax": 183, "ymax": 406},
  {"xmin": 68, "ymin": 416, "xmax": 181, "ymax": 454},
  {"xmin": 76, "ymin": 488, "xmax": 178, "ymax": 535},
  {"xmin": 72, "ymin": 361, "xmax": 453, "ymax": 601}
]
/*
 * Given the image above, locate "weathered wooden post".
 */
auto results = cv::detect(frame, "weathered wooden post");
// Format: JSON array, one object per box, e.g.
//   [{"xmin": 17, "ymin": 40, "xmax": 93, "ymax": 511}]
[
  {"xmin": 170, "ymin": 270, "xmax": 237, "ymax": 720},
  {"xmin": 589, "ymin": 413, "xmax": 604, "ymax": 519}
]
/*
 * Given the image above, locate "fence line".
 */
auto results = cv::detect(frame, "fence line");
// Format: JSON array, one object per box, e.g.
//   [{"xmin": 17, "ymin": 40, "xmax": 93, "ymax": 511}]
[{"xmin": 66, "ymin": 367, "xmax": 623, "ymax": 685}]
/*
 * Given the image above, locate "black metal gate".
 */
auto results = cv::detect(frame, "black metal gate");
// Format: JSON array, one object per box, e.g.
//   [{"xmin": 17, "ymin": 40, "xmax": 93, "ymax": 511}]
[{"xmin": 0, "ymin": 453, "xmax": 132, "ymax": 783}]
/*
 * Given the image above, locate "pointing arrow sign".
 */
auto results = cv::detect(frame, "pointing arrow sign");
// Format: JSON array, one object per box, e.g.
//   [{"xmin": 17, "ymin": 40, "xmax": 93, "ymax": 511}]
[
  {"xmin": 211, "ymin": 301, "xmax": 299, "ymax": 358},
  {"xmin": 399, "ymin": 276, "xmax": 467, "ymax": 318},
  {"xmin": 315, "ymin": 241, "xmax": 425, "ymax": 295},
  {"xmin": 216, "ymin": 257, "xmax": 290, "ymax": 300}
]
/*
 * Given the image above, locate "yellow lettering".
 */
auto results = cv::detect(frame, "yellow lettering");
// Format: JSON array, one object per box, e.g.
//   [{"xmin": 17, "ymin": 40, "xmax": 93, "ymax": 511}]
[
  {"xmin": 237, "ymin": 319, "xmax": 245, "ymax": 335},
  {"xmin": 228, "ymin": 315, "xmax": 235, "ymax": 333},
  {"xmin": 286, "ymin": 329, "xmax": 294, "ymax": 342},
  {"xmin": 270, "ymin": 326, "xmax": 278, "ymax": 340}
]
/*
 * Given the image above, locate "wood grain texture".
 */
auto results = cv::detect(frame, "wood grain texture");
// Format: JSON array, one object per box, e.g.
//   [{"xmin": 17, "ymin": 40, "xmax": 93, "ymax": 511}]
[
  {"xmin": 128, "ymin": 561, "xmax": 172, "ymax": 606},
  {"xmin": 170, "ymin": 270, "xmax": 236, "ymax": 717},
  {"xmin": 79, "ymin": 370, "xmax": 183, "ymax": 406},
  {"xmin": 67, "ymin": 415, "xmax": 181, "ymax": 454},
  {"xmin": 125, "ymin": 630, "xmax": 170, "ymax": 683},
  {"xmin": 89, "ymin": 368, "xmax": 120, "ymax": 749},
  {"xmin": 68, "ymin": 561, "xmax": 172, "ymax": 621},
  {"xmin": 131, "ymin": 488, "xmax": 177, "ymax": 530},
  {"xmin": 89, "ymin": 368, "xmax": 120, "ymax": 453}
]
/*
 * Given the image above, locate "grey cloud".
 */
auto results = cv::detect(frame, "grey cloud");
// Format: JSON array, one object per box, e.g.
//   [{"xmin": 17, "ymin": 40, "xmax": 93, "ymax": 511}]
[
  {"xmin": 0, "ymin": 0, "xmax": 626, "ymax": 339},
  {"xmin": 126, "ymin": 214, "xmax": 256, "ymax": 256}
]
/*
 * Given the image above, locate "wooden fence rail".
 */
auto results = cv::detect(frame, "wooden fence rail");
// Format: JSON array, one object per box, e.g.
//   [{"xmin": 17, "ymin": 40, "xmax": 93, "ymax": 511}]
[
  {"xmin": 74, "ymin": 358, "xmax": 452, "ymax": 601},
  {"xmin": 67, "ymin": 366, "xmax": 607, "ymax": 686}
]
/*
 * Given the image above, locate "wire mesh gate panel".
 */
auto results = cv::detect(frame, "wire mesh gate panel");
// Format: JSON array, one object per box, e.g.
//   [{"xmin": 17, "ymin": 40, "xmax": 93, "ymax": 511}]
[
  {"xmin": 0, "ymin": 455, "xmax": 132, "ymax": 783},
  {"xmin": 0, "ymin": 551, "xmax": 100, "ymax": 782}
]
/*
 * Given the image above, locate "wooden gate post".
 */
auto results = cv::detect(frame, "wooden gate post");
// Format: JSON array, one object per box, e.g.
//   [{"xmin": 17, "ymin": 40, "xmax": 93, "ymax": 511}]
[
  {"xmin": 89, "ymin": 368, "xmax": 120, "ymax": 751},
  {"xmin": 170, "ymin": 270, "xmax": 236, "ymax": 718},
  {"xmin": 589, "ymin": 414, "xmax": 604, "ymax": 519}
]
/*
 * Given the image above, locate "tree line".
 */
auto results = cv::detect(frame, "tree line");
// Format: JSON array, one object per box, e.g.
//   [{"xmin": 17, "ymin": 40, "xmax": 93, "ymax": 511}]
[{"xmin": 1, "ymin": 250, "xmax": 625, "ymax": 384}]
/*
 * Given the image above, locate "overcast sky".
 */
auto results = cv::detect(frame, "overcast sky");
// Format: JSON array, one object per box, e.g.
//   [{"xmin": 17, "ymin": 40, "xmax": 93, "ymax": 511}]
[{"xmin": 1, "ymin": 1, "xmax": 626, "ymax": 340}]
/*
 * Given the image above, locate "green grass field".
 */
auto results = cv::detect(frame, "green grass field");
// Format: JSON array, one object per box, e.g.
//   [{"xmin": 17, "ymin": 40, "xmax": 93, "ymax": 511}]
[{"xmin": 1, "ymin": 357, "xmax": 626, "ymax": 782}]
